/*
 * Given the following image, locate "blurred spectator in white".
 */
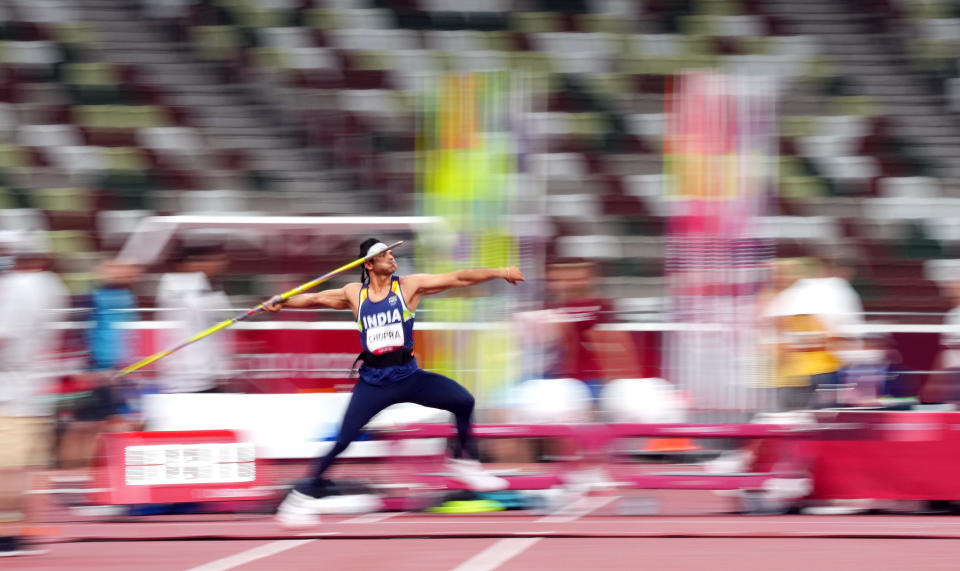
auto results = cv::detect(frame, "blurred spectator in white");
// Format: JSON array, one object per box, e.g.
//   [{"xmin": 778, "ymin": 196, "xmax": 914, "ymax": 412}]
[
  {"xmin": 155, "ymin": 243, "xmax": 232, "ymax": 394},
  {"xmin": 0, "ymin": 231, "xmax": 69, "ymax": 556},
  {"xmin": 805, "ymin": 256, "xmax": 865, "ymax": 338},
  {"xmin": 0, "ymin": 231, "xmax": 69, "ymax": 417}
]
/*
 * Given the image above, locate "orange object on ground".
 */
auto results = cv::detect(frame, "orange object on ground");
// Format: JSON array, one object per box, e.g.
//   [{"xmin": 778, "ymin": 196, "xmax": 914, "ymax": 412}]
[{"xmin": 645, "ymin": 438, "xmax": 699, "ymax": 452}]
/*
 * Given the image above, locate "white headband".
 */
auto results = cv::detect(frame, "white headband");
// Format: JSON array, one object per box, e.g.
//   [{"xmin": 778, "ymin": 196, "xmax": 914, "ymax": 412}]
[{"xmin": 365, "ymin": 242, "xmax": 389, "ymax": 258}]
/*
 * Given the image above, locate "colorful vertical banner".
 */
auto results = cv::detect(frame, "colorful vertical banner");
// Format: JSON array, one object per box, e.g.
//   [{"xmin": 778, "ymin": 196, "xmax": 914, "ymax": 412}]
[
  {"xmin": 664, "ymin": 73, "xmax": 778, "ymax": 414},
  {"xmin": 417, "ymin": 72, "xmax": 521, "ymax": 403}
]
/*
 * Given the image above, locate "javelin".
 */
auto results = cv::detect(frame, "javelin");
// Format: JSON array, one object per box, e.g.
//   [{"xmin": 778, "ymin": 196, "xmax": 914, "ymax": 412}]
[{"xmin": 115, "ymin": 240, "xmax": 406, "ymax": 378}]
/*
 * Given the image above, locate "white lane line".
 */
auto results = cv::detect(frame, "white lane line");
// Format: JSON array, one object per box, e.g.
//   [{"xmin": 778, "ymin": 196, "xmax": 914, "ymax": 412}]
[
  {"xmin": 451, "ymin": 538, "xmax": 542, "ymax": 571},
  {"xmin": 185, "ymin": 539, "xmax": 315, "ymax": 571},
  {"xmin": 342, "ymin": 511, "xmax": 406, "ymax": 524},
  {"xmin": 536, "ymin": 495, "xmax": 617, "ymax": 523}
]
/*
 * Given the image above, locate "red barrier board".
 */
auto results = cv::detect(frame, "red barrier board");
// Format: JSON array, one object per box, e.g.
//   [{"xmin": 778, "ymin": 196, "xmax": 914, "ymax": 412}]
[
  {"xmin": 92, "ymin": 430, "xmax": 272, "ymax": 505},
  {"xmin": 811, "ymin": 411, "xmax": 960, "ymax": 500}
]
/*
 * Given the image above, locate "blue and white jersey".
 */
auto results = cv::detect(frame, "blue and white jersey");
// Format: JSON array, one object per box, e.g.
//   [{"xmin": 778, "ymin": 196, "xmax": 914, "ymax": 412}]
[{"xmin": 356, "ymin": 275, "xmax": 417, "ymax": 384}]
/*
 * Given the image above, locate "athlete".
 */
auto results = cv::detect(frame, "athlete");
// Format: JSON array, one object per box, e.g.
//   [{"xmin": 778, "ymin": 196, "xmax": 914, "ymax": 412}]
[{"xmin": 267, "ymin": 238, "xmax": 524, "ymax": 524}]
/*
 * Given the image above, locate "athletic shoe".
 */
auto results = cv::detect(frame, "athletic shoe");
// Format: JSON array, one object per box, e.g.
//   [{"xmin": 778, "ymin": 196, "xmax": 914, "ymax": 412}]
[
  {"xmin": 0, "ymin": 536, "xmax": 47, "ymax": 557},
  {"xmin": 292, "ymin": 479, "xmax": 382, "ymax": 515},
  {"xmin": 447, "ymin": 459, "xmax": 509, "ymax": 492},
  {"xmin": 314, "ymin": 494, "xmax": 382, "ymax": 515},
  {"xmin": 802, "ymin": 499, "xmax": 871, "ymax": 515},
  {"xmin": 275, "ymin": 490, "xmax": 321, "ymax": 527}
]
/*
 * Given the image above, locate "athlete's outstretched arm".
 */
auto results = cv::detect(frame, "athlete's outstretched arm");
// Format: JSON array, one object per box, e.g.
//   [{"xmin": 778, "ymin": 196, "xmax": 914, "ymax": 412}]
[
  {"xmin": 403, "ymin": 267, "xmax": 524, "ymax": 297},
  {"xmin": 263, "ymin": 283, "xmax": 361, "ymax": 312}
]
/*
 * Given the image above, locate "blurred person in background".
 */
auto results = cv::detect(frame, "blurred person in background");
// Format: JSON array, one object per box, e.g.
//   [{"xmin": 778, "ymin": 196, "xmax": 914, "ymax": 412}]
[
  {"xmin": 544, "ymin": 260, "xmax": 608, "ymax": 396},
  {"xmin": 156, "ymin": 243, "xmax": 232, "ymax": 394},
  {"xmin": 266, "ymin": 238, "xmax": 524, "ymax": 525},
  {"xmin": 804, "ymin": 256, "xmax": 866, "ymax": 407},
  {"xmin": 763, "ymin": 258, "xmax": 844, "ymax": 411},
  {"xmin": 495, "ymin": 259, "xmax": 639, "ymax": 470},
  {"xmin": 539, "ymin": 259, "xmax": 640, "ymax": 490},
  {"xmin": 544, "ymin": 259, "xmax": 639, "ymax": 395},
  {"xmin": 87, "ymin": 260, "xmax": 142, "ymax": 373},
  {"xmin": 711, "ymin": 259, "xmax": 814, "ymax": 504},
  {"xmin": 757, "ymin": 258, "xmax": 804, "ymax": 402},
  {"xmin": 56, "ymin": 260, "xmax": 144, "ymax": 469},
  {"xmin": 0, "ymin": 231, "xmax": 69, "ymax": 556},
  {"xmin": 765, "ymin": 257, "xmax": 873, "ymax": 512}
]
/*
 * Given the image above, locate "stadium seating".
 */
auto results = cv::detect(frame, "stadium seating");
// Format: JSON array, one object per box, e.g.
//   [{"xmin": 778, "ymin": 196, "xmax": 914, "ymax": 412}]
[{"xmin": 0, "ymin": 0, "xmax": 955, "ymax": 318}]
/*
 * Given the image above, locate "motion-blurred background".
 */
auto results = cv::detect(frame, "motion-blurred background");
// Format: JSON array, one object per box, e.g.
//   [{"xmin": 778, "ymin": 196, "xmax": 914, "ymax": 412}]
[{"xmin": 3, "ymin": 0, "xmax": 960, "ymax": 475}]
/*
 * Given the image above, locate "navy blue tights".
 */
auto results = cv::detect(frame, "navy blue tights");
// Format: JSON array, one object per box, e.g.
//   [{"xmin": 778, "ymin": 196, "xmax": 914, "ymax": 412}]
[{"xmin": 297, "ymin": 369, "xmax": 477, "ymax": 496}]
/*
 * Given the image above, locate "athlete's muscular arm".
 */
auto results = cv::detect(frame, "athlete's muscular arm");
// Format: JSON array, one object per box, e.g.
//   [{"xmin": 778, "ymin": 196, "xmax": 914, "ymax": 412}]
[
  {"xmin": 401, "ymin": 267, "xmax": 524, "ymax": 308},
  {"xmin": 263, "ymin": 283, "xmax": 362, "ymax": 313}
]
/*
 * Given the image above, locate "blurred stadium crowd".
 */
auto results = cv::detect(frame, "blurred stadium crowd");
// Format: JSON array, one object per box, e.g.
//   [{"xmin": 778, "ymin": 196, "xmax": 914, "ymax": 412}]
[
  {"xmin": 4, "ymin": 0, "xmax": 960, "ymax": 554},
  {"xmin": 0, "ymin": 0, "xmax": 960, "ymax": 313}
]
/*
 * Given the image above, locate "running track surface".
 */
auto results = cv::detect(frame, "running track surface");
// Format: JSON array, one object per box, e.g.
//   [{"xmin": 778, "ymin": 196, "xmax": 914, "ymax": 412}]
[
  {"xmin": 15, "ymin": 537, "xmax": 960, "ymax": 571},
  {"xmin": 19, "ymin": 464, "xmax": 960, "ymax": 570},
  {"xmin": 20, "ymin": 497, "xmax": 960, "ymax": 570}
]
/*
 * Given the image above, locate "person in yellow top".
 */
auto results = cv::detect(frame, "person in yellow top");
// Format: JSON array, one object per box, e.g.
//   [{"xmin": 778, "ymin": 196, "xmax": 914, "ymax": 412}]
[
  {"xmin": 775, "ymin": 312, "xmax": 843, "ymax": 409},
  {"xmin": 763, "ymin": 259, "xmax": 845, "ymax": 411}
]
